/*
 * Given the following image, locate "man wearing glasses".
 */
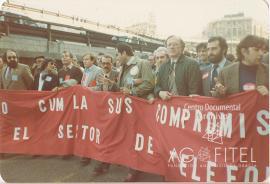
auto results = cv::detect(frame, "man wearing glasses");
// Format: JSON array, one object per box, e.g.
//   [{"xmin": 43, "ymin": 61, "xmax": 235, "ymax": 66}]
[{"xmin": 0, "ymin": 50, "xmax": 33, "ymax": 90}]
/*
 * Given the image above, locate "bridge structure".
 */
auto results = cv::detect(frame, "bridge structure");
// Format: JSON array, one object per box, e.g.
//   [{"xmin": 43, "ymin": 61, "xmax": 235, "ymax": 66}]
[
  {"xmin": 0, "ymin": 1, "xmax": 166, "ymax": 63},
  {"xmin": 0, "ymin": 1, "xmax": 238, "ymax": 65}
]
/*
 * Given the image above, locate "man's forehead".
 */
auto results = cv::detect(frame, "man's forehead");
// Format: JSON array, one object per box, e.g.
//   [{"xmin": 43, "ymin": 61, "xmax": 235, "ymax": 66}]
[
  {"xmin": 63, "ymin": 52, "xmax": 70, "ymax": 57},
  {"xmin": 156, "ymin": 51, "xmax": 166, "ymax": 56},
  {"xmin": 207, "ymin": 40, "xmax": 220, "ymax": 48},
  {"xmin": 167, "ymin": 37, "xmax": 180, "ymax": 43},
  {"xmin": 36, "ymin": 58, "xmax": 44, "ymax": 61},
  {"xmin": 102, "ymin": 57, "xmax": 112, "ymax": 63},
  {"xmin": 7, "ymin": 51, "xmax": 16, "ymax": 55}
]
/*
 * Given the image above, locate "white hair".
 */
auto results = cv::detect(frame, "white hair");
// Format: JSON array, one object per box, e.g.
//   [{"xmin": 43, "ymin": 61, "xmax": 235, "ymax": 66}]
[{"xmin": 154, "ymin": 47, "xmax": 168, "ymax": 56}]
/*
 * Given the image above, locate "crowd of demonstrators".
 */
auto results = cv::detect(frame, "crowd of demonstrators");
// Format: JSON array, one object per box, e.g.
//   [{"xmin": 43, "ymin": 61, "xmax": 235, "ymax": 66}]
[{"xmin": 0, "ymin": 34, "xmax": 268, "ymax": 181}]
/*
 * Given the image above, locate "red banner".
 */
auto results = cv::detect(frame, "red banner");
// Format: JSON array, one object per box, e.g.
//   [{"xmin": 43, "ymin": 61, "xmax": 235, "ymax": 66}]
[{"xmin": 0, "ymin": 86, "xmax": 269, "ymax": 182}]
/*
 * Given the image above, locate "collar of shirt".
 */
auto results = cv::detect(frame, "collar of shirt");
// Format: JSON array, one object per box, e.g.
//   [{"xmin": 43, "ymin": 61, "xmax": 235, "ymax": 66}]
[
  {"xmin": 127, "ymin": 56, "xmax": 136, "ymax": 66},
  {"xmin": 212, "ymin": 57, "xmax": 226, "ymax": 70},
  {"xmin": 67, "ymin": 64, "xmax": 73, "ymax": 69},
  {"xmin": 170, "ymin": 58, "xmax": 178, "ymax": 64},
  {"xmin": 104, "ymin": 71, "xmax": 111, "ymax": 78},
  {"xmin": 64, "ymin": 64, "xmax": 73, "ymax": 70},
  {"xmin": 84, "ymin": 64, "xmax": 95, "ymax": 72}
]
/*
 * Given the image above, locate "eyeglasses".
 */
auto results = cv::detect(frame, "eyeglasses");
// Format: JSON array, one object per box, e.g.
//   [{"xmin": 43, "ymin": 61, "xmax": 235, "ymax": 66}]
[{"xmin": 7, "ymin": 56, "xmax": 17, "ymax": 60}]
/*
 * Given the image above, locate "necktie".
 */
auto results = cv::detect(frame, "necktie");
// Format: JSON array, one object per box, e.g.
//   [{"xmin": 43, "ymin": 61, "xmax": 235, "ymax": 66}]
[
  {"xmin": 170, "ymin": 62, "xmax": 175, "ymax": 74},
  {"xmin": 211, "ymin": 64, "xmax": 219, "ymax": 89}
]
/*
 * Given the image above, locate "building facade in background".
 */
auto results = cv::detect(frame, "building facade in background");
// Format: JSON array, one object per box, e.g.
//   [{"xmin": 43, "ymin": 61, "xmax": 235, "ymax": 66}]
[
  {"xmin": 203, "ymin": 13, "xmax": 268, "ymax": 41},
  {"xmin": 125, "ymin": 14, "xmax": 157, "ymax": 37},
  {"xmin": 203, "ymin": 13, "xmax": 268, "ymax": 55}
]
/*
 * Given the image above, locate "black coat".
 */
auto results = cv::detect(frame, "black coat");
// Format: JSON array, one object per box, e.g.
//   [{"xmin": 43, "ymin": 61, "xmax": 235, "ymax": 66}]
[
  {"xmin": 33, "ymin": 72, "xmax": 59, "ymax": 91},
  {"xmin": 154, "ymin": 55, "xmax": 202, "ymax": 97}
]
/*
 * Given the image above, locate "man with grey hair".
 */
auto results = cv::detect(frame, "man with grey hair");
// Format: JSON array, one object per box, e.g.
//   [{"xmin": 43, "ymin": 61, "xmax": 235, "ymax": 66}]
[
  {"xmin": 154, "ymin": 35, "xmax": 202, "ymax": 99},
  {"xmin": 153, "ymin": 46, "xmax": 169, "ymax": 73}
]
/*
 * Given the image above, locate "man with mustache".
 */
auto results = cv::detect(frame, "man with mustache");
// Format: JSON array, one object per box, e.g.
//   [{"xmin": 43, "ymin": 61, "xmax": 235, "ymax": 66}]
[
  {"xmin": 0, "ymin": 50, "xmax": 33, "ymax": 90},
  {"xmin": 201, "ymin": 36, "xmax": 231, "ymax": 96},
  {"xmin": 96, "ymin": 54, "xmax": 119, "ymax": 92},
  {"xmin": 91, "ymin": 54, "xmax": 119, "ymax": 177}
]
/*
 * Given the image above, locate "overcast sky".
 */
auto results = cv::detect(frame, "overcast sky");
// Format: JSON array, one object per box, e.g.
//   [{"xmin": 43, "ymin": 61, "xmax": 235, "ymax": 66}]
[{"xmin": 2, "ymin": 0, "xmax": 269, "ymax": 38}]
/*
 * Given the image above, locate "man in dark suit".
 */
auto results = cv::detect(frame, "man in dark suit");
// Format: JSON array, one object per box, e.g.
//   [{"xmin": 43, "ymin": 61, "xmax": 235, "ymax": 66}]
[
  {"xmin": 0, "ymin": 50, "xmax": 33, "ymax": 90},
  {"xmin": 154, "ymin": 35, "xmax": 202, "ymax": 99},
  {"xmin": 33, "ymin": 58, "xmax": 59, "ymax": 91},
  {"xmin": 213, "ymin": 35, "xmax": 268, "ymax": 97},
  {"xmin": 201, "ymin": 36, "xmax": 231, "ymax": 96}
]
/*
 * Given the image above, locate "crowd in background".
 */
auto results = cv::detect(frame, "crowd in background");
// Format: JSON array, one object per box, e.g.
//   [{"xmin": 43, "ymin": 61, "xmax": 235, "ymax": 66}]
[{"xmin": 0, "ymin": 34, "xmax": 269, "ymax": 181}]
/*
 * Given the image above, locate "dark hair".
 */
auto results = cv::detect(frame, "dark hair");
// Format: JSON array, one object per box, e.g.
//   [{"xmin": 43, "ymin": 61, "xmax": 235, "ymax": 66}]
[
  {"xmin": 165, "ymin": 35, "xmax": 185, "ymax": 49},
  {"xmin": 226, "ymin": 53, "xmax": 235, "ymax": 62},
  {"xmin": 236, "ymin": 35, "xmax": 265, "ymax": 61},
  {"xmin": 40, "ymin": 58, "xmax": 57, "ymax": 71},
  {"xmin": 102, "ymin": 54, "xmax": 113, "ymax": 63},
  {"xmin": 116, "ymin": 43, "xmax": 134, "ymax": 56},
  {"xmin": 196, "ymin": 42, "xmax": 207, "ymax": 52},
  {"xmin": 208, "ymin": 36, "xmax": 228, "ymax": 55},
  {"xmin": 98, "ymin": 52, "xmax": 105, "ymax": 56},
  {"xmin": 2, "ymin": 49, "xmax": 18, "ymax": 63},
  {"xmin": 34, "ymin": 56, "xmax": 45, "ymax": 60}
]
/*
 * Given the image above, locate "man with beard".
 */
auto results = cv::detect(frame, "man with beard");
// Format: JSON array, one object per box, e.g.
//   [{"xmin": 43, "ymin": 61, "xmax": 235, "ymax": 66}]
[
  {"xmin": 201, "ymin": 36, "xmax": 231, "ymax": 96},
  {"xmin": 212, "ymin": 35, "xmax": 268, "ymax": 97},
  {"xmin": 0, "ymin": 50, "xmax": 33, "ymax": 90}
]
